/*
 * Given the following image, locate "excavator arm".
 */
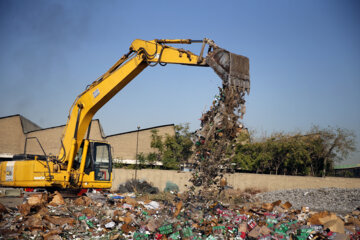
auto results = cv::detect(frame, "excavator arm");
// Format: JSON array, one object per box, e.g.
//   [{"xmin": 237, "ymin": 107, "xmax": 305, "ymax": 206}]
[{"xmin": 58, "ymin": 38, "xmax": 250, "ymax": 182}]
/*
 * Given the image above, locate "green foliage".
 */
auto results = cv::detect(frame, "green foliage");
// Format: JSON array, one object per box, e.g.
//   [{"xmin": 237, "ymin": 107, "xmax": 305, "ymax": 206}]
[
  {"xmin": 233, "ymin": 126, "xmax": 356, "ymax": 176},
  {"xmin": 113, "ymin": 162, "xmax": 125, "ymax": 168},
  {"xmin": 150, "ymin": 129, "xmax": 163, "ymax": 153},
  {"xmin": 137, "ymin": 152, "xmax": 146, "ymax": 168},
  {"xmin": 147, "ymin": 124, "xmax": 194, "ymax": 170},
  {"xmin": 146, "ymin": 152, "xmax": 159, "ymax": 167}
]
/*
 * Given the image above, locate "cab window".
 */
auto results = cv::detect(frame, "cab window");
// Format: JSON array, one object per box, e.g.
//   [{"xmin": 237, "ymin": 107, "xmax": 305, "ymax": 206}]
[{"xmin": 93, "ymin": 143, "xmax": 111, "ymax": 181}]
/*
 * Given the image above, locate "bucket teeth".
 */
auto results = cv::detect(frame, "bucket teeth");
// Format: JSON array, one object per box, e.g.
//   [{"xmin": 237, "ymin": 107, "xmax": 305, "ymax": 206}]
[{"xmin": 206, "ymin": 48, "xmax": 250, "ymax": 94}]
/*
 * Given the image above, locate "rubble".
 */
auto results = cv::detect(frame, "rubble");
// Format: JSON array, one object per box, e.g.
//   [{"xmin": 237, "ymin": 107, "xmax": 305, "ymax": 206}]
[
  {"xmin": 1, "ymin": 191, "xmax": 359, "ymax": 239},
  {"xmin": 118, "ymin": 180, "xmax": 159, "ymax": 194}
]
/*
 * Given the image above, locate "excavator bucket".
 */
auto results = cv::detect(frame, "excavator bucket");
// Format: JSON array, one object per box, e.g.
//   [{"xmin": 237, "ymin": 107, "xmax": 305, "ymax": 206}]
[{"xmin": 206, "ymin": 48, "xmax": 250, "ymax": 94}]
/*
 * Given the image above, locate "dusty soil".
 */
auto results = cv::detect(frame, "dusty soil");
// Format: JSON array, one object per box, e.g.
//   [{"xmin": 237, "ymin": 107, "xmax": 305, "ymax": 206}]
[{"xmin": 0, "ymin": 197, "xmax": 23, "ymax": 209}]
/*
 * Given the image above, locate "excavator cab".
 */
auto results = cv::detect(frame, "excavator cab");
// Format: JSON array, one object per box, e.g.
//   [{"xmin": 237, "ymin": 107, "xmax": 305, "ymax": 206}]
[
  {"xmin": 72, "ymin": 140, "xmax": 112, "ymax": 187},
  {"xmin": 91, "ymin": 142, "xmax": 112, "ymax": 181}
]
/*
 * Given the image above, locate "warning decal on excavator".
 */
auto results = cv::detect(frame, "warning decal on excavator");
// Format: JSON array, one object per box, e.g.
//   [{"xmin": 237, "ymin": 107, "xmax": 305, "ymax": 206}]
[
  {"xmin": 5, "ymin": 161, "xmax": 14, "ymax": 181},
  {"xmin": 93, "ymin": 89, "xmax": 100, "ymax": 98}
]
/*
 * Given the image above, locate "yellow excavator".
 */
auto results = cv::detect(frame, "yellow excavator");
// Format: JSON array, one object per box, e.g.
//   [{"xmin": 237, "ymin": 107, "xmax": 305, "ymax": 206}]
[{"xmin": 0, "ymin": 38, "xmax": 249, "ymax": 192}]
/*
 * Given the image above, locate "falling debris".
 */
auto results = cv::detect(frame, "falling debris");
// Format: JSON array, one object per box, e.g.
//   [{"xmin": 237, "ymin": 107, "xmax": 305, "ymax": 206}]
[{"xmin": 190, "ymin": 48, "xmax": 250, "ymax": 192}]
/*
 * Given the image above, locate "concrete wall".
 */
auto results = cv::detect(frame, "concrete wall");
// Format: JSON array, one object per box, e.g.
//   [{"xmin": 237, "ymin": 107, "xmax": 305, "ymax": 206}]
[
  {"xmin": 111, "ymin": 169, "xmax": 360, "ymax": 192},
  {"xmin": 0, "ymin": 116, "xmax": 25, "ymax": 155},
  {"xmin": 106, "ymin": 124, "xmax": 175, "ymax": 160}
]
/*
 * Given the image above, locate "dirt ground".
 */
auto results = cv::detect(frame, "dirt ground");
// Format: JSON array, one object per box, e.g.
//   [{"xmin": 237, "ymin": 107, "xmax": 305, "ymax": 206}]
[{"xmin": 0, "ymin": 196, "xmax": 23, "ymax": 208}]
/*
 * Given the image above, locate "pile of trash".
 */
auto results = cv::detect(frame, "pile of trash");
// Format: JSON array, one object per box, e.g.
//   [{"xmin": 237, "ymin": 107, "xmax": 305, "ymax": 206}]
[
  {"xmin": 118, "ymin": 180, "xmax": 159, "ymax": 195},
  {"xmin": 190, "ymin": 51, "xmax": 250, "ymax": 191},
  {"xmin": 1, "ymin": 190, "xmax": 359, "ymax": 239}
]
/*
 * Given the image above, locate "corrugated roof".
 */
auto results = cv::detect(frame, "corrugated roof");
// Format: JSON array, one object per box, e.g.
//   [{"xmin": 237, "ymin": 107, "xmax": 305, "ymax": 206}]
[
  {"xmin": 106, "ymin": 124, "xmax": 175, "ymax": 138},
  {"xmin": 334, "ymin": 163, "xmax": 360, "ymax": 169}
]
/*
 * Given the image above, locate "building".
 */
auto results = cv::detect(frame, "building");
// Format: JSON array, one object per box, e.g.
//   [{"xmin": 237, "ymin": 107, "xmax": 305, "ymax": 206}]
[
  {"xmin": 334, "ymin": 164, "xmax": 360, "ymax": 178},
  {"xmin": 0, "ymin": 114, "xmax": 174, "ymax": 164},
  {"xmin": 107, "ymin": 125, "xmax": 175, "ymax": 165}
]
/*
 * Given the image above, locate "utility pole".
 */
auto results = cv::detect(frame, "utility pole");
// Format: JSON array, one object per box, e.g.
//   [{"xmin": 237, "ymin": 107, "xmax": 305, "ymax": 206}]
[{"xmin": 135, "ymin": 125, "xmax": 140, "ymax": 181}]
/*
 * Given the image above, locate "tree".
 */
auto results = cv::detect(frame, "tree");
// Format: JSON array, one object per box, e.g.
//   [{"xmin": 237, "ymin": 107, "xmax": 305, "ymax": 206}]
[
  {"xmin": 136, "ymin": 152, "xmax": 146, "ymax": 169},
  {"xmin": 309, "ymin": 126, "xmax": 356, "ymax": 177},
  {"xmin": 150, "ymin": 129, "xmax": 163, "ymax": 162},
  {"xmin": 148, "ymin": 124, "xmax": 194, "ymax": 170},
  {"xmin": 233, "ymin": 126, "xmax": 356, "ymax": 177},
  {"xmin": 145, "ymin": 152, "xmax": 158, "ymax": 168}
]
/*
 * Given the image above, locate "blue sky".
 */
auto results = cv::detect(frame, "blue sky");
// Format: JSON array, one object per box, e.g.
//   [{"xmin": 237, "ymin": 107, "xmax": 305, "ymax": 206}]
[{"xmin": 0, "ymin": 0, "xmax": 359, "ymax": 164}]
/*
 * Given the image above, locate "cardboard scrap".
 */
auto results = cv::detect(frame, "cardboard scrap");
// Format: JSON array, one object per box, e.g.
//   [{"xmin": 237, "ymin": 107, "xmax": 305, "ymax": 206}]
[
  {"xmin": 323, "ymin": 218, "xmax": 345, "ymax": 234},
  {"xmin": 344, "ymin": 225, "xmax": 356, "ymax": 234},
  {"xmin": 281, "ymin": 201, "xmax": 292, "ymax": 210},
  {"xmin": 74, "ymin": 197, "xmax": 85, "ymax": 206},
  {"xmin": 259, "ymin": 225, "xmax": 272, "ymax": 235},
  {"xmin": 308, "ymin": 211, "xmax": 345, "ymax": 233},
  {"xmin": 45, "ymin": 235, "xmax": 62, "ymax": 240},
  {"xmin": 330, "ymin": 233, "xmax": 350, "ymax": 240},
  {"xmin": 24, "ymin": 213, "xmax": 44, "ymax": 230},
  {"xmin": 28, "ymin": 193, "xmax": 48, "ymax": 206},
  {"xmin": 262, "ymin": 203, "xmax": 274, "ymax": 212},
  {"xmin": 220, "ymin": 177, "xmax": 227, "ymax": 187},
  {"xmin": 301, "ymin": 206, "xmax": 310, "ymax": 213},
  {"xmin": 248, "ymin": 225, "xmax": 271, "ymax": 238},
  {"xmin": 74, "ymin": 196, "xmax": 93, "ymax": 206},
  {"xmin": 248, "ymin": 225, "xmax": 261, "ymax": 238},
  {"xmin": 18, "ymin": 202, "xmax": 31, "ymax": 216},
  {"xmin": 81, "ymin": 207, "xmax": 95, "ymax": 217},
  {"xmin": 353, "ymin": 218, "xmax": 360, "ymax": 227},
  {"xmin": 121, "ymin": 223, "xmax": 136, "ymax": 233},
  {"xmin": 238, "ymin": 223, "xmax": 247, "ymax": 232},
  {"xmin": 272, "ymin": 200, "xmax": 282, "ymax": 207},
  {"xmin": 147, "ymin": 218, "xmax": 161, "ymax": 232},
  {"xmin": 42, "ymin": 229, "xmax": 62, "ymax": 240},
  {"xmin": 352, "ymin": 210, "xmax": 360, "ymax": 216},
  {"xmin": 0, "ymin": 202, "xmax": 8, "ymax": 214},
  {"xmin": 44, "ymin": 216, "xmax": 75, "ymax": 226},
  {"xmin": 262, "ymin": 200, "xmax": 284, "ymax": 212},
  {"xmin": 174, "ymin": 201, "xmax": 183, "ymax": 217},
  {"xmin": 308, "ymin": 211, "xmax": 334, "ymax": 225},
  {"xmin": 49, "ymin": 191, "xmax": 65, "ymax": 206},
  {"xmin": 125, "ymin": 197, "xmax": 137, "ymax": 206}
]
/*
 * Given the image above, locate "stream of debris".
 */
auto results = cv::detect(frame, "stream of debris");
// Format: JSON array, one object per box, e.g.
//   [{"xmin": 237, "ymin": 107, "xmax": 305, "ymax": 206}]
[{"xmin": 189, "ymin": 48, "xmax": 250, "ymax": 194}]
